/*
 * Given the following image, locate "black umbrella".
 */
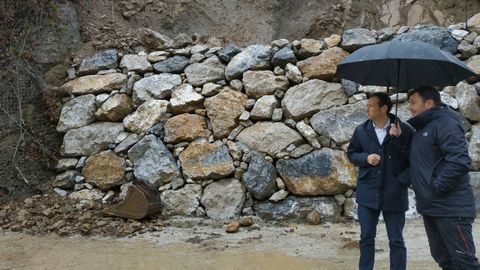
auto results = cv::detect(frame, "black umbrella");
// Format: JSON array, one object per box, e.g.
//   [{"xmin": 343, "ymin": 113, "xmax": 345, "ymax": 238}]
[{"xmin": 336, "ymin": 40, "xmax": 477, "ymax": 116}]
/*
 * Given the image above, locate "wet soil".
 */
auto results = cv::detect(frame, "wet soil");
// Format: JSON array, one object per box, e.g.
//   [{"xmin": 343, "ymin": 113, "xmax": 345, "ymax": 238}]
[{"xmin": 2, "ymin": 218, "xmax": 479, "ymax": 270}]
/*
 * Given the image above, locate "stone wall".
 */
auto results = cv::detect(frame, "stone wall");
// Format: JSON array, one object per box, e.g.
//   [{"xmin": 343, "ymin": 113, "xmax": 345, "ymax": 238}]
[{"xmin": 52, "ymin": 15, "xmax": 480, "ymax": 222}]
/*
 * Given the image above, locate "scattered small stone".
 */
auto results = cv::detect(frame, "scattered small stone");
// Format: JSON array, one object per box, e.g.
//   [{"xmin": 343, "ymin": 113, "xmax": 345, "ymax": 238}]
[
  {"xmin": 226, "ymin": 220, "xmax": 241, "ymax": 233},
  {"xmin": 240, "ymin": 217, "xmax": 254, "ymax": 227},
  {"xmin": 306, "ymin": 210, "xmax": 321, "ymax": 225},
  {"xmin": 342, "ymin": 240, "xmax": 360, "ymax": 250}
]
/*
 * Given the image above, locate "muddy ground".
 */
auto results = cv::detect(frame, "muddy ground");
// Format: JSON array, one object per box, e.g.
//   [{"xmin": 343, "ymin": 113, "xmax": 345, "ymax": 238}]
[{"xmin": 2, "ymin": 217, "xmax": 480, "ymax": 270}]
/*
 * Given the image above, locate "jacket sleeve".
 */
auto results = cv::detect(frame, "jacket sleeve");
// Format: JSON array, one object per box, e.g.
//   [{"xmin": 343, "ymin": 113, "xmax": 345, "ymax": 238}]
[
  {"xmin": 389, "ymin": 121, "xmax": 413, "ymax": 181},
  {"xmin": 390, "ymin": 122, "xmax": 413, "ymax": 162},
  {"xmin": 432, "ymin": 120, "xmax": 471, "ymax": 196},
  {"xmin": 347, "ymin": 128, "xmax": 369, "ymax": 167}
]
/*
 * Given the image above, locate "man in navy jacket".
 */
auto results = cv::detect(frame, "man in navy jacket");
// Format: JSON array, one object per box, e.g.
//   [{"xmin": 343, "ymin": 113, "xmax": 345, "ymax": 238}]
[
  {"xmin": 347, "ymin": 92, "xmax": 413, "ymax": 270},
  {"xmin": 394, "ymin": 86, "xmax": 479, "ymax": 269}
]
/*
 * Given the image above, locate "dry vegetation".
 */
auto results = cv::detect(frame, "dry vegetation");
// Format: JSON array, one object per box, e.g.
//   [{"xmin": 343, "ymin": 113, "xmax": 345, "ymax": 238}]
[{"xmin": 0, "ymin": 0, "xmax": 63, "ymax": 200}]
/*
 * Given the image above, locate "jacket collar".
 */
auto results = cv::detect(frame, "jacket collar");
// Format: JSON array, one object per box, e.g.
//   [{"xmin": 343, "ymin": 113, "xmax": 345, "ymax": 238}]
[
  {"xmin": 407, "ymin": 106, "xmax": 451, "ymax": 130},
  {"xmin": 362, "ymin": 113, "xmax": 397, "ymax": 145}
]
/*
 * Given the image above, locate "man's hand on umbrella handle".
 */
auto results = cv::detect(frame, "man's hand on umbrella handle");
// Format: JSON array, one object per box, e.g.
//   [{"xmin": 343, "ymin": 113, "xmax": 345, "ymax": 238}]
[
  {"xmin": 367, "ymin": 154, "xmax": 381, "ymax": 166},
  {"xmin": 389, "ymin": 123, "xmax": 402, "ymax": 137}
]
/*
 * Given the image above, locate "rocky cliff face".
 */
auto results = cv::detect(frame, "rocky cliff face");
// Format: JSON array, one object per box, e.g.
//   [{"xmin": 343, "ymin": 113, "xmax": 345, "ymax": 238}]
[{"xmin": 83, "ymin": 0, "xmax": 479, "ymax": 45}]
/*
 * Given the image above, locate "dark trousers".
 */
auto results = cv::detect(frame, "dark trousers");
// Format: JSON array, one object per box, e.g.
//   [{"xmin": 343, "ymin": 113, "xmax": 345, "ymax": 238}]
[
  {"xmin": 423, "ymin": 215, "xmax": 480, "ymax": 270},
  {"xmin": 358, "ymin": 205, "xmax": 406, "ymax": 270}
]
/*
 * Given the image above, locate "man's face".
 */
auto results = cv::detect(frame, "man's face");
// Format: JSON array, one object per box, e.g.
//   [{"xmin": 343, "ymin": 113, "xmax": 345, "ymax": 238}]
[
  {"xmin": 366, "ymin": 96, "xmax": 387, "ymax": 121},
  {"xmin": 408, "ymin": 92, "xmax": 431, "ymax": 117}
]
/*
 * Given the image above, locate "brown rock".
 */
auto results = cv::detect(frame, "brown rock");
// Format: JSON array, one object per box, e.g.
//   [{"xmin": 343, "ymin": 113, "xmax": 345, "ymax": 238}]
[
  {"xmin": 342, "ymin": 240, "xmax": 360, "ymax": 250},
  {"xmin": 204, "ymin": 88, "xmax": 248, "ymax": 138},
  {"xmin": 297, "ymin": 47, "xmax": 349, "ymax": 81},
  {"xmin": 163, "ymin": 114, "xmax": 210, "ymax": 143},
  {"xmin": 138, "ymin": 28, "xmax": 174, "ymax": 50},
  {"xmin": 306, "ymin": 210, "xmax": 321, "ymax": 225},
  {"xmin": 324, "ymin": 34, "xmax": 341, "ymax": 48},
  {"xmin": 179, "ymin": 141, "xmax": 235, "ymax": 180},
  {"xmin": 42, "ymin": 209, "xmax": 55, "ymax": 219},
  {"xmin": 226, "ymin": 220, "xmax": 240, "ymax": 233},
  {"xmin": 82, "ymin": 150, "xmax": 127, "ymax": 190},
  {"xmin": 95, "ymin": 94, "xmax": 134, "ymax": 122},
  {"xmin": 58, "ymin": 73, "xmax": 127, "ymax": 96}
]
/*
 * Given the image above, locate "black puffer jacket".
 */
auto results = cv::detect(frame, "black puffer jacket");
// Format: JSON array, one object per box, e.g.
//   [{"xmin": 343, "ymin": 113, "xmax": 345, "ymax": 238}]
[{"xmin": 407, "ymin": 106, "xmax": 476, "ymax": 217}]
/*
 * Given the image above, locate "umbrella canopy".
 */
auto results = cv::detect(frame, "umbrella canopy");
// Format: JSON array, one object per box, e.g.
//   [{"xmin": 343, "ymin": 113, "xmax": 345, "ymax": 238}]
[{"xmin": 336, "ymin": 40, "xmax": 477, "ymax": 91}]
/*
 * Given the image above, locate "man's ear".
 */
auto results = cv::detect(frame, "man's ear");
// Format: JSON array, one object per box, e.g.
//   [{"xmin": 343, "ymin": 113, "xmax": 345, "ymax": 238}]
[
  {"xmin": 425, "ymin": 99, "xmax": 435, "ymax": 109},
  {"xmin": 381, "ymin": 105, "xmax": 389, "ymax": 113}
]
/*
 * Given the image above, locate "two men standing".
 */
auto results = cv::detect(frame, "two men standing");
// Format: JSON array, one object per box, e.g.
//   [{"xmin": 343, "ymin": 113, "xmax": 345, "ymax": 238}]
[{"xmin": 348, "ymin": 87, "xmax": 480, "ymax": 269}]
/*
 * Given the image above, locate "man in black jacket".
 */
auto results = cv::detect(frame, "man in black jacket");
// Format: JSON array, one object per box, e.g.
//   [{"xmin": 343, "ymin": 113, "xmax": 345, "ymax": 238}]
[
  {"xmin": 394, "ymin": 86, "xmax": 480, "ymax": 269},
  {"xmin": 347, "ymin": 92, "xmax": 413, "ymax": 270}
]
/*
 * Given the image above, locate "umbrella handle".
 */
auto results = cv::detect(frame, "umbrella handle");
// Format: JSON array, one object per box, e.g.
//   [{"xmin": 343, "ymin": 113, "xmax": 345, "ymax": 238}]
[{"xmin": 395, "ymin": 91, "xmax": 399, "ymax": 123}]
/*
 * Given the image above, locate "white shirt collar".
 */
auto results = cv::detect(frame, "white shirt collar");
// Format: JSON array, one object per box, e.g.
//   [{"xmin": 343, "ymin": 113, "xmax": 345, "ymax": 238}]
[{"xmin": 372, "ymin": 118, "xmax": 390, "ymax": 145}]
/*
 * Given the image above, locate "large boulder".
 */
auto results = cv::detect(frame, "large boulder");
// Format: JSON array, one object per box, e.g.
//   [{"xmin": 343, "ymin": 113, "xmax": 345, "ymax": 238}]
[
  {"xmin": 295, "ymin": 38, "xmax": 325, "ymax": 59},
  {"xmin": 179, "ymin": 141, "xmax": 235, "ymax": 180},
  {"xmin": 61, "ymin": 122, "xmax": 124, "ymax": 157},
  {"xmin": 58, "ymin": 73, "xmax": 127, "ymax": 95},
  {"xmin": 225, "ymin": 44, "xmax": 271, "ymax": 80},
  {"xmin": 127, "ymin": 135, "xmax": 179, "ymax": 187},
  {"xmin": 242, "ymin": 70, "xmax": 289, "ymax": 98},
  {"xmin": 217, "ymin": 44, "xmax": 242, "ymax": 63},
  {"xmin": 123, "ymin": 100, "xmax": 169, "ymax": 134},
  {"xmin": 467, "ymin": 13, "xmax": 480, "ymax": 34},
  {"xmin": 94, "ymin": 94, "xmax": 133, "ymax": 122},
  {"xmin": 467, "ymin": 55, "xmax": 480, "ymax": 75},
  {"xmin": 276, "ymin": 149, "xmax": 356, "ymax": 196},
  {"xmin": 455, "ymin": 82, "xmax": 480, "ymax": 122},
  {"xmin": 282, "ymin": 79, "xmax": 347, "ymax": 121},
  {"xmin": 119, "ymin": 54, "xmax": 152, "ymax": 74},
  {"xmin": 272, "ymin": 47, "xmax": 297, "ymax": 68},
  {"xmin": 132, "ymin": 74, "xmax": 182, "ymax": 105},
  {"xmin": 236, "ymin": 122, "xmax": 304, "ymax": 156},
  {"xmin": 250, "ymin": 95, "xmax": 279, "ymax": 120},
  {"xmin": 82, "ymin": 150, "xmax": 126, "ymax": 191},
  {"xmin": 297, "ymin": 47, "xmax": 349, "ymax": 81},
  {"xmin": 77, "ymin": 49, "xmax": 118, "ymax": 76},
  {"xmin": 160, "ymin": 184, "xmax": 203, "ymax": 216},
  {"xmin": 310, "ymin": 100, "xmax": 368, "ymax": 144},
  {"xmin": 170, "ymin": 84, "xmax": 205, "ymax": 114},
  {"xmin": 394, "ymin": 25, "xmax": 459, "ymax": 53},
  {"xmin": 201, "ymin": 179, "xmax": 245, "ymax": 219},
  {"xmin": 56, "ymin": 94, "xmax": 96, "ymax": 132},
  {"xmin": 254, "ymin": 196, "xmax": 341, "ymax": 222},
  {"xmin": 153, "ymin": 55, "xmax": 190, "ymax": 73},
  {"xmin": 242, "ymin": 151, "xmax": 277, "ymax": 200},
  {"xmin": 184, "ymin": 56, "xmax": 226, "ymax": 86},
  {"xmin": 204, "ymin": 88, "xmax": 248, "ymax": 138},
  {"xmin": 341, "ymin": 28, "xmax": 376, "ymax": 52},
  {"xmin": 163, "ymin": 114, "xmax": 210, "ymax": 143}
]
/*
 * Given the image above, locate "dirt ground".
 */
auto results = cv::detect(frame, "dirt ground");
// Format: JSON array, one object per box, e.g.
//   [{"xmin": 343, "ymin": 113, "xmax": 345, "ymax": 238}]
[{"xmin": 2, "ymin": 217, "xmax": 479, "ymax": 270}]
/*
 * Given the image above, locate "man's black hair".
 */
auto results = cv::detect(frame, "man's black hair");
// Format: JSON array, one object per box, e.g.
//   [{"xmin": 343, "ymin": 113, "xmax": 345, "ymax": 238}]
[
  {"xmin": 408, "ymin": 86, "xmax": 441, "ymax": 106},
  {"xmin": 368, "ymin": 92, "xmax": 393, "ymax": 112}
]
